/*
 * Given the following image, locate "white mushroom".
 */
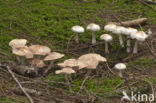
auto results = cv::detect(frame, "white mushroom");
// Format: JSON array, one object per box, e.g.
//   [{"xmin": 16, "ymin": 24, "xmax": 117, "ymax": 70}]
[
  {"xmin": 112, "ymin": 26, "xmax": 125, "ymax": 47},
  {"xmin": 123, "ymin": 27, "xmax": 138, "ymax": 53},
  {"xmin": 58, "ymin": 59, "xmax": 87, "ymax": 69},
  {"xmin": 104, "ymin": 23, "xmax": 117, "ymax": 32},
  {"xmin": 78, "ymin": 53, "xmax": 107, "ymax": 69},
  {"xmin": 9, "ymin": 39, "xmax": 27, "ymax": 48},
  {"xmin": 71, "ymin": 25, "xmax": 85, "ymax": 43},
  {"xmin": 87, "ymin": 23, "xmax": 100, "ymax": 44},
  {"xmin": 29, "ymin": 45, "xmax": 51, "ymax": 56},
  {"xmin": 100, "ymin": 34, "xmax": 112, "ymax": 54},
  {"xmin": 55, "ymin": 67, "xmax": 76, "ymax": 75},
  {"xmin": 115, "ymin": 63, "xmax": 126, "ymax": 77},
  {"xmin": 43, "ymin": 52, "xmax": 64, "ymax": 75},
  {"xmin": 131, "ymin": 31, "xmax": 148, "ymax": 54}
]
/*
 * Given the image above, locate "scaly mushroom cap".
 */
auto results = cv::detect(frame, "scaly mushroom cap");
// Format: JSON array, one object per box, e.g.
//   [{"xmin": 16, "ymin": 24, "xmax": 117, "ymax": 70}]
[
  {"xmin": 104, "ymin": 23, "xmax": 117, "ymax": 32},
  {"xmin": 29, "ymin": 45, "xmax": 51, "ymax": 55},
  {"xmin": 71, "ymin": 25, "xmax": 85, "ymax": 33},
  {"xmin": 12, "ymin": 46, "xmax": 33, "ymax": 58},
  {"xmin": 58, "ymin": 59, "xmax": 87, "ymax": 69},
  {"xmin": 124, "ymin": 27, "xmax": 138, "ymax": 36},
  {"xmin": 44, "ymin": 52, "xmax": 64, "ymax": 61},
  {"xmin": 131, "ymin": 31, "xmax": 148, "ymax": 41},
  {"xmin": 78, "ymin": 53, "xmax": 107, "ymax": 69},
  {"xmin": 29, "ymin": 58, "xmax": 46, "ymax": 68},
  {"xmin": 112, "ymin": 26, "xmax": 125, "ymax": 34},
  {"xmin": 87, "ymin": 23, "xmax": 100, "ymax": 31},
  {"xmin": 55, "ymin": 68, "xmax": 76, "ymax": 74},
  {"xmin": 115, "ymin": 63, "xmax": 126, "ymax": 70},
  {"xmin": 9, "ymin": 39, "xmax": 27, "ymax": 48},
  {"xmin": 100, "ymin": 34, "xmax": 112, "ymax": 42}
]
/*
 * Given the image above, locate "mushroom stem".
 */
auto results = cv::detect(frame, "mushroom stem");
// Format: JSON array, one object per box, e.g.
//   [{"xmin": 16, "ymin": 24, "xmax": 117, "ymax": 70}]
[
  {"xmin": 126, "ymin": 36, "xmax": 131, "ymax": 53},
  {"xmin": 92, "ymin": 32, "xmax": 96, "ymax": 44},
  {"xmin": 118, "ymin": 70, "xmax": 123, "ymax": 78},
  {"xmin": 65, "ymin": 74, "xmax": 72, "ymax": 92},
  {"xmin": 105, "ymin": 41, "xmax": 109, "ymax": 54},
  {"xmin": 119, "ymin": 34, "xmax": 124, "ymax": 47},
  {"xmin": 75, "ymin": 33, "xmax": 79, "ymax": 43},
  {"xmin": 43, "ymin": 61, "xmax": 54, "ymax": 76},
  {"xmin": 133, "ymin": 40, "xmax": 138, "ymax": 54}
]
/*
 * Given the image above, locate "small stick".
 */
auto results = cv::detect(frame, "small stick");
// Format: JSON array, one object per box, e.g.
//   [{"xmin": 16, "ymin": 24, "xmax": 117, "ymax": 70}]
[{"xmin": 0, "ymin": 64, "xmax": 34, "ymax": 103}]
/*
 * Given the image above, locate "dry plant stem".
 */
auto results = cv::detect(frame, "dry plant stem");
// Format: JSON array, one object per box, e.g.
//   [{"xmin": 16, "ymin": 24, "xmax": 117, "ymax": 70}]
[
  {"xmin": 105, "ymin": 62, "xmax": 116, "ymax": 76},
  {"xmin": 75, "ymin": 33, "xmax": 79, "ymax": 43},
  {"xmin": 92, "ymin": 32, "xmax": 96, "ymax": 44},
  {"xmin": 105, "ymin": 42, "xmax": 109, "ymax": 54},
  {"xmin": 65, "ymin": 74, "xmax": 72, "ymax": 92},
  {"xmin": 0, "ymin": 64, "xmax": 34, "ymax": 103},
  {"xmin": 126, "ymin": 36, "xmax": 131, "ymax": 53},
  {"xmin": 119, "ymin": 34, "xmax": 124, "ymax": 47},
  {"xmin": 133, "ymin": 40, "xmax": 138, "ymax": 54}
]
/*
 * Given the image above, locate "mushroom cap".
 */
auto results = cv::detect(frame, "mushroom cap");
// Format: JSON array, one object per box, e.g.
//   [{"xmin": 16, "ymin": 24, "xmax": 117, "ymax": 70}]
[
  {"xmin": 9, "ymin": 39, "xmax": 27, "ymax": 48},
  {"xmin": 29, "ymin": 45, "xmax": 51, "ymax": 56},
  {"xmin": 58, "ymin": 59, "xmax": 87, "ymax": 69},
  {"xmin": 104, "ymin": 23, "xmax": 117, "ymax": 32},
  {"xmin": 124, "ymin": 27, "xmax": 138, "ymax": 36},
  {"xmin": 29, "ymin": 58, "xmax": 46, "ymax": 68},
  {"xmin": 12, "ymin": 46, "xmax": 33, "ymax": 58},
  {"xmin": 78, "ymin": 53, "xmax": 107, "ymax": 69},
  {"xmin": 55, "ymin": 67, "xmax": 76, "ymax": 74},
  {"xmin": 71, "ymin": 25, "xmax": 85, "ymax": 33},
  {"xmin": 100, "ymin": 34, "xmax": 112, "ymax": 42},
  {"xmin": 87, "ymin": 23, "xmax": 100, "ymax": 31},
  {"xmin": 131, "ymin": 31, "xmax": 148, "ymax": 41},
  {"xmin": 115, "ymin": 63, "xmax": 126, "ymax": 70},
  {"xmin": 112, "ymin": 26, "xmax": 125, "ymax": 34},
  {"xmin": 44, "ymin": 52, "xmax": 64, "ymax": 61}
]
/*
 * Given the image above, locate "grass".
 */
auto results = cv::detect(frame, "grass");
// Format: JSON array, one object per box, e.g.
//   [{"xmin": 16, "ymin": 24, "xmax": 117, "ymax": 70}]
[{"xmin": 0, "ymin": 0, "xmax": 156, "ymax": 102}]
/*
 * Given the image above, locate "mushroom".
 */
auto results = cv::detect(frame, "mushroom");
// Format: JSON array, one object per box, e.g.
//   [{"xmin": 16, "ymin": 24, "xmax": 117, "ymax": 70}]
[
  {"xmin": 112, "ymin": 26, "xmax": 126, "ymax": 47},
  {"xmin": 29, "ymin": 58, "xmax": 46, "ymax": 68},
  {"xmin": 123, "ymin": 27, "xmax": 138, "ymax": 53},
  {"xmin": 55, "ymin": 67, "xmax": 76, "ymax": 91},
  {"xmin": 43, "ymin": 52, "xmax": 64, "ymax": 75},
  {"xmin": 12, "ymin": 46, "xmax": 34, "ymax": 64},
  {"xmin": 71, "ymin": 25, "xmax": 85, "ymax": 43},
  {"xmin": 100, "ymin": 34, "xmax": 113, "ymax": 54},
  {"xmin": 115, "ymin": 63, "xmax": 126, "ymax": 78},
  {"xmin": 78, "ymin": 53, "xmax": 107, "ymax": 69},
  {"xmin": 9, "ymin": 39, "xmax": 27, "ymax": 49},
  {"xmin": 29, "ymin": 45, "xmax": 51, "ymax": 56},
  {"xmin": 58, "ymin": 59, "xmax": 87, "ymax": 69},
  {"xmin": 104, "ymin": 23, "xmax": 117, "ymax": 32},
  {"xmin": 130, "ymin": 31, "xmax": 148, "ymax": 54},
  {"xmin": 87, "ymin": 23, "xmax": 100, "ymax": 44}
]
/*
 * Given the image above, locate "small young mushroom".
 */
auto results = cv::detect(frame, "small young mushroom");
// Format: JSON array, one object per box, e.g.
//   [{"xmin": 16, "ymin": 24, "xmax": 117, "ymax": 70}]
[
  {"xmin": 9, "ymin": 39, "xmax": 27, "ymax": 49},
  {"xmin": 58, "ymin": 59, "xmax": 87, "ymax": 69},
  {"xmin": 112, "ymin": 26, "xmax": 126, "ymax": 47},
  {"xmin": 55, "ymin": 67, "xmax": 76, "ymax": 91},
  {"xmin": 130, "ymin": 31, "xmax": 148, "ymax": 54},
  {"xmin": 71, "ymin": 25, "xmax": 85, "ymax": 43},
  {"xmin": 43, "ymin": 52, "xmax": 64, "ymax": 75},
  {"xmin": 87, "ymin": 23, "xmax": 100, "ymax": 44},
  {"xmin": 100, "ymin": 34, "xmax": 113, "ymax": 54},
  {"xmin": 104, "ymin": 23, "xmax": 117, "ymax": 32},
  {"xmin": 115, "ymin": 63, "xmax": 126, "ymax": 78},
  {"xmin": 123, "ymin": 27, "xmax": 138, "ymax": 53}
]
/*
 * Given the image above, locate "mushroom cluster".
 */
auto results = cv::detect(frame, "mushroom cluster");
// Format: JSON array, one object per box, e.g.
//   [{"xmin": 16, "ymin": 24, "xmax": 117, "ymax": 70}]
[
  {"xmin": 9, "ymin": 39, "xmax": 64, "ymax": 75},
  {"xmin": 104, "ymin": 23, "xmax": 149, "ymax": 54}
]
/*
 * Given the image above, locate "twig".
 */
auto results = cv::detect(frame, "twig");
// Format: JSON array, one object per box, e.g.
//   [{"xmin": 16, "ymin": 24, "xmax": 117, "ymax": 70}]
[
  {"xmin": 0, "ymin": 64, "xmax": 34, "ymax": 103},
  {"xmin": 78, "ymin": 76, "xmax": 89, "ymax": 93},
  {"xmin": 105, "ymin": 62, "xmax": 116, "ymax": 76},
  {"xmin": 136, "ymin": 0, "xmax": 156, "ymax": 11},
  {"xmin": 142, "ymin": 0, "xmax": 156, "ymax": 4}
]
